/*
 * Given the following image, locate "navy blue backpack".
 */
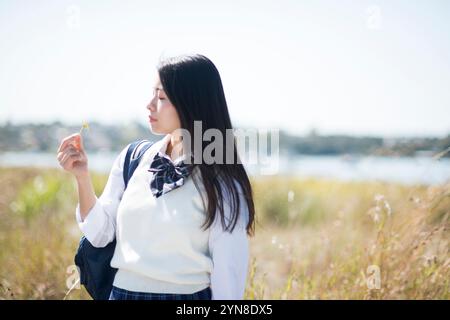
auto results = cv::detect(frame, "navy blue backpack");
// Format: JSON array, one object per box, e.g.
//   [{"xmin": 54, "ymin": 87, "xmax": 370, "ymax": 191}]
[{"xmin": 74, "ymin": 139, "xmax": 154, "ymax": 300}]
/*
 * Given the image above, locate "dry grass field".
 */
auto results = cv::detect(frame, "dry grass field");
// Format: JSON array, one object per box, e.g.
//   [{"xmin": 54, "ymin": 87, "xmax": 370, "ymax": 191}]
[{"xmin": 0, "ymin": 167, "xmax": 448, "ymax": 299}]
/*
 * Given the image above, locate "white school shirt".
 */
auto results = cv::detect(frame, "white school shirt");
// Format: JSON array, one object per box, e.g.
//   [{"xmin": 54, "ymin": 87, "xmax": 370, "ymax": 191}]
[{"xmin": 75, "ymin": 133, "xmax": 249, "ymax": 299}]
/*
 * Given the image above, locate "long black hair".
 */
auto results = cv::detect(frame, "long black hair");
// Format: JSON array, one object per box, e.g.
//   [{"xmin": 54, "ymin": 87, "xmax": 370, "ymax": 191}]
[{"xmin": 157, "ymin": 54, "xmax": 255, "ymax": 237}]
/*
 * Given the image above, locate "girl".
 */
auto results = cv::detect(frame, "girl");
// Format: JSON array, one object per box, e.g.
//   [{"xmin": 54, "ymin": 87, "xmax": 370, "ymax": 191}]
[{"xmin": 57, "ymin": 54, "xmax": 255, "ymax": 300}]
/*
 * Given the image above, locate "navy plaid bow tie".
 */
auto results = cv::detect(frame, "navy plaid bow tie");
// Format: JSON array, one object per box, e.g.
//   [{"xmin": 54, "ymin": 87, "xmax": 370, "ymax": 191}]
[{"xmin": 147, "ymin": 151, "xmax": 192, "ymax": 198}]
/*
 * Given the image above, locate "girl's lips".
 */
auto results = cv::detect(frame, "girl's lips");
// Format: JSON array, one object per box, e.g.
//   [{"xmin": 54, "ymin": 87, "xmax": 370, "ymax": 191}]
[{"xmin": 149, "ymin": 116, "xmax": 157, "ymax": 122}]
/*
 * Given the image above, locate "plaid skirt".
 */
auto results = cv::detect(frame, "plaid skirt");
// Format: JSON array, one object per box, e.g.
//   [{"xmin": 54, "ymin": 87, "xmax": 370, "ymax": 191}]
[{"xmin": 108, "ymin": 285, "xmax": 212, "ymax": 300}]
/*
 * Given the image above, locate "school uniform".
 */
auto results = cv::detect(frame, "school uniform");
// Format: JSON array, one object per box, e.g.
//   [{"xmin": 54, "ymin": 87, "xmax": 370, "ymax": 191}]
[{"xmin": 75, "ymin": 133, "xmax": 250, "ymax": 300}]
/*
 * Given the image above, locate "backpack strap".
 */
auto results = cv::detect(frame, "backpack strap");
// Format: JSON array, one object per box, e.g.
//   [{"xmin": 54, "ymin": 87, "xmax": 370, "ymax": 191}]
[{"xmin": 123, "ymin": 140, "xmax": 155, "ymax": 189}]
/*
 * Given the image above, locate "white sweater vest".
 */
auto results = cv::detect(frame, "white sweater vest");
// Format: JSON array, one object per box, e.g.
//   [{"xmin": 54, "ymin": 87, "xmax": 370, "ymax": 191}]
[{"xmin": 110, "ymin": 138, "xmax": 213, "ymax": 294}]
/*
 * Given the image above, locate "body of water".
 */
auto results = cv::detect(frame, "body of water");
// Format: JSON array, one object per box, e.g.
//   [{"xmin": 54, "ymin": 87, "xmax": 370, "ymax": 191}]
[{"xmin": 0, "ymin": 151, "xmax": 449, "ymax": 185}]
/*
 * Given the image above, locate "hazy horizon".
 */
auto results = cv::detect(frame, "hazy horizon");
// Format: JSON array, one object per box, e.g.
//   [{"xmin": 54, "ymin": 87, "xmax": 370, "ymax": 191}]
[{"xmin": 1, "ymin": 118, "xmax": 449, "ymax": 140}]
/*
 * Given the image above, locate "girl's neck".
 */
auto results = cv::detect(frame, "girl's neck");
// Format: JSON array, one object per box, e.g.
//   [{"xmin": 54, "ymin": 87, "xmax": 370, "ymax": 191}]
[{"xmin": 166, "ymin": 132, "xmax": 184, "ymax": 162}]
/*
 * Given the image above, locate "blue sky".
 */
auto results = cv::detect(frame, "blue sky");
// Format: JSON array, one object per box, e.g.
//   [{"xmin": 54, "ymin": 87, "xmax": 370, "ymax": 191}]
[{"xmin": 0, "ymin": 0, "xmax": 449, "ymax": 138}]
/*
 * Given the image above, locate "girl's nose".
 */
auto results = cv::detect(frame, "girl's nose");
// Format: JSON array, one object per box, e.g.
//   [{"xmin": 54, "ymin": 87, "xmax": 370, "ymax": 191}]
[{"xmin": 147, "ymin": 100, "xmax": 156, "ymax": 111}]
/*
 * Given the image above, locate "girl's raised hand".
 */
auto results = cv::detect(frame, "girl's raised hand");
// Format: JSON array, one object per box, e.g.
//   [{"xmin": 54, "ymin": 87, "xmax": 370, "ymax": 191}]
[{"xmin": 56, "ymin": 133, "xmax": 89, "ymax": 178}]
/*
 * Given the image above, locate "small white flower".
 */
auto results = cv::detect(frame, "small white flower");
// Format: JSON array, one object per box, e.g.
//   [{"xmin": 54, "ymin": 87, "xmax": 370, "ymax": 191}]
[
  {"xmin": 287, "ymin": 190, "xmax": 295, "ymax": 202},
  {"xmin": 384, "ymin": 202, "xmax": 392, "ymax": 216},
  {"xmin": 271, "ymin": 236, "xmax": 277, "ymax": 245},
  {"xmin": 373, "ymin": 212, "xmax": 380, "ymax": 223}
]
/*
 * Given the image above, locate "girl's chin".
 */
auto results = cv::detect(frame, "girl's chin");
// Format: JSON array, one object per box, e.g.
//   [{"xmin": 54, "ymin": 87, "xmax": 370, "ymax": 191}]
[{"xmin": 149, "ymin": 126, "xmax": 165, "ymax": 135}]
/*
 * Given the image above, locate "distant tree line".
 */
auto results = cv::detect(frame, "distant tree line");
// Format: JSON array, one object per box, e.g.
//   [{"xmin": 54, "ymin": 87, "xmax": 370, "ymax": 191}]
[
  {"xmin": 0, "ymin": 121, "xmax": 449, "ymax": 158},
  {"xmin": 279, "ymin": 130, "xmax": 450, "ymax": 157}
]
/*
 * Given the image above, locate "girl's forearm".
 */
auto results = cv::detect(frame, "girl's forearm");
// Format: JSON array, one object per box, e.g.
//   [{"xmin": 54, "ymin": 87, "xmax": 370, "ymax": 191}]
[{"xmin": 76, "ymin": 172, "xmax": 97, "ymax": 221}]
